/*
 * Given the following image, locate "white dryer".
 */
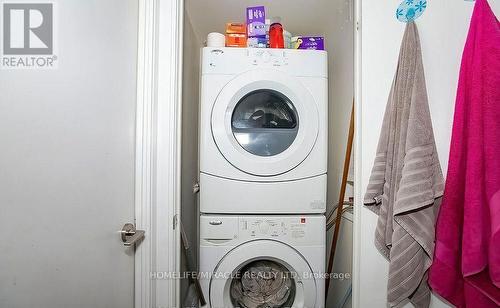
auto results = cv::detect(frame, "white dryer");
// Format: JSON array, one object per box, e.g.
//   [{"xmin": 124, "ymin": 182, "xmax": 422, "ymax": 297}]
[
  {"xmin": 199, "ymin": 215, "xmax": 325, "ymax": 308},
  {"xmin": 199, "ymin": 47, "xmax": 328, "ymax": 214}
]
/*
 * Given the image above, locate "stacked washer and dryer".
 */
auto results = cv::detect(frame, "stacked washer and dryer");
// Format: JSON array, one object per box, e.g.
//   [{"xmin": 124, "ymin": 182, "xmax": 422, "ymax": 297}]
[{"xmin": 199, "ymin": 47, "xmax": 328, "ymax": 308}]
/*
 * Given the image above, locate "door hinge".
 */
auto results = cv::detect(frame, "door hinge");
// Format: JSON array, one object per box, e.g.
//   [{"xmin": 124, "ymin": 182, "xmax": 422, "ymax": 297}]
[
  {"xmin": 173, "ymin": 214, "xmax": 178, "ymax": 230},
  {"xmin": 193, "ymin": 182, "xmax": 200, "ymax": 194}
]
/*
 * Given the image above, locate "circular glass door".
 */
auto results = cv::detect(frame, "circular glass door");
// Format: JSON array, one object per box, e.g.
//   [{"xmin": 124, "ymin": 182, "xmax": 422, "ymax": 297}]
[
  {"xmin": 209, "ymin": 240, "xmax": 317, "ymax": 308},
  {"xmin": 211, "ymin": 69, "xmax": 319, "ymax": 176},
  {"xmin": 230, "ymin": 259, "xmax": 296, "ymax": 307},
  {"xmin": 231, "ymin": 90, "xmax": 299, "ymax": 157}
]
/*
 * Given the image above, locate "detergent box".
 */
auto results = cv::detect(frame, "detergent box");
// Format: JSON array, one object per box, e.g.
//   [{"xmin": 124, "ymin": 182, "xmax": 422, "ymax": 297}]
[
  {"xmin": 246, "ymin": 6, "xmax": 266, "ymax": 37},
  {"xmin": 247, "ymin": 36, "xmax": 267, "ymax": 48},
  {"xmin": 291, "ymin": 36, "xmax": 325, "ymax": 50},
  {"xmin": 225, "ymin": 23, "xmax": 247, "ymax": 48}
]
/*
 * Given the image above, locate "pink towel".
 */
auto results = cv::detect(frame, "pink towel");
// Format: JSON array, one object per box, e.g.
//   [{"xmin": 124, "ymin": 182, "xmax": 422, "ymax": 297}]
[{"xmin": 429, "ymin": 0, "xmax": 500, "ymax": 307}]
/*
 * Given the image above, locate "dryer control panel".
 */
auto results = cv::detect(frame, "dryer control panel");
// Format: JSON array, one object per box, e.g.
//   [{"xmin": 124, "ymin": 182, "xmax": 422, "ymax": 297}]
[
  {"xmin": 247, "ymin": 49, "xmax": 289, "ymax": 67},
  {"xmin": 201, "ymin": 47, "xmax": 328, "ymax": 78},
  {"xmin": 200, "ymin": 215, "xmax": 325, "ymax": 246}
]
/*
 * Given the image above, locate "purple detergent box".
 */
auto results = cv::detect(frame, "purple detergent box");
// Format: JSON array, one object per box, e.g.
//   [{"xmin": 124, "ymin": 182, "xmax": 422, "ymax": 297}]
[
  {"xmin": 292, "ymin": 36, "xmax": 325, "ymax": 50},
  {"xmin": 247, "ymin": 35, "xmax": 267, "ymax": 48},
  {"xmin": 246, "ymin": 6, "xmax": 266, "ymax": 37}
]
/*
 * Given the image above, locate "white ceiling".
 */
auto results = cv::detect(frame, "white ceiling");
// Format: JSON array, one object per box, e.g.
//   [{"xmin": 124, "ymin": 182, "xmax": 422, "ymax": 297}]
[{"xmin": 185, "ymin": 0, "xmax": 350, "ymax": 43}]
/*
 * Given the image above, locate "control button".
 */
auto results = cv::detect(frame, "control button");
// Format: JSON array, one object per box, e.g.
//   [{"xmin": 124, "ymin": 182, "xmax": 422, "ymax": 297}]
[
  {"xmin": 270, "ymin": 225, "xmax": 284, "ymax": 237},
  {"xmin": 259, "ymin": 221, "xmax": 270, "ymax": 234}
]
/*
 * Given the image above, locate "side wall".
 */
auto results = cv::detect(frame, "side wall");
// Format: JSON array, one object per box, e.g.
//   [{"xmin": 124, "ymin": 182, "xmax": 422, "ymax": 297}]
[
  {"xmin": 357, "ymin": 1, "xmax": 500, "ymax": 307},
  {"xmin": 180, "ymin": 11, "xmax": 202, "ymax": 302},
  {"xmin": 324, "ymin": 1, "xmax": 355, "ymax": 307}
]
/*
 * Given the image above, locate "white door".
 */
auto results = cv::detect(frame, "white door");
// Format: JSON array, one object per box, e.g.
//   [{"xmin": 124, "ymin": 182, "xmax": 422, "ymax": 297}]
[
  {"xmin": 0, "ymin": 1, "xmax": 139, "ymax": 307},
  {"xmin": 211, "ymin": 69, "xmax": 320, "ymax": 176}
]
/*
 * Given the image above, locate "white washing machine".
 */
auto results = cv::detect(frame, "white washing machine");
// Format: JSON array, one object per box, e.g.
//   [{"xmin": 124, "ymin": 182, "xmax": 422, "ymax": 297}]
[
  {"xmin": 199, "ymin": 47, "xmax": 328, "ymax": 214},
  {"xmin": 199, "ymin": 215, "xmax": 325, "ymax": 308}
]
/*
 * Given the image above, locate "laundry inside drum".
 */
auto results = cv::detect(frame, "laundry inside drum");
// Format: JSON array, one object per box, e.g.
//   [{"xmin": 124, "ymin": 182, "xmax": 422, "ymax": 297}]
[
  {"xmin": 230, "ymin": 260, "xmax": 296, "ymax": 308},
  {"xmin": 231, "ymin": 89, "xmax": 299, "ymax": 157}
]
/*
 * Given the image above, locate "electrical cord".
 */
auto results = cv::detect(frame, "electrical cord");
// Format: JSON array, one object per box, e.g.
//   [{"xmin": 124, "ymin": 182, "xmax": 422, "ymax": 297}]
[
  {"xmin": 326, "ymin": 200, "xmax": 353, "ymax": 222},
  {"xmin": 326, "ymin": 205, "xmax": 353, "ymax": 231}
]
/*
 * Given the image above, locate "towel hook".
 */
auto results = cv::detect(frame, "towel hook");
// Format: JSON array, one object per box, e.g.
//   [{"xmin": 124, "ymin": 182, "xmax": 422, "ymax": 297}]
[{"xmin": 396, "ymin": 0, "xmax": 427, "ymax": 23}]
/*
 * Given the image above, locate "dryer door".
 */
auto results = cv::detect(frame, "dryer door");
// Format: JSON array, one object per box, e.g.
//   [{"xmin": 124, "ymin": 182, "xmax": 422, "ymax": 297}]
[
  {"xmin": 211, "ymin": 69, "xmax": 319, "ymax": 176},
  {"xmin": 209, "ymin": 239, "xmax": 318, "ymax": 308}
]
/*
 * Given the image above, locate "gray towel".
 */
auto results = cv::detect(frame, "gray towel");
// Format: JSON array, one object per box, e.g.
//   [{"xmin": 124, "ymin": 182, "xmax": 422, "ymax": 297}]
[{"xmin": 363, "ymin": 22, "xmax": 444, "ymax": 308}]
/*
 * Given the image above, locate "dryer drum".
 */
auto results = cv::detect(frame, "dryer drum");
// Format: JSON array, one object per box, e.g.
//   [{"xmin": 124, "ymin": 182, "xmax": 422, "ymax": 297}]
[
  {"xmin": 231, "ymin": 89, "xmax": 299, "ymax": 157},
  {"xmin": 230, "ymin": 260, "xmax": 296, "ymax": 308}
]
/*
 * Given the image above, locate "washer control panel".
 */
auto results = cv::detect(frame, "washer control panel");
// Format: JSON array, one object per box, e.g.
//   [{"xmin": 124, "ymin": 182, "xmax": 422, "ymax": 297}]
[
  {"xmin": 200, "ymin": 215, "xmax": 325, "ymax": 246},
  {"xmin": 241, "ymin": 218, "xmax": 286, "ymax": 237},
  {"xmin": 238, "ymin": 216, "xmax": 320, "ymax": 243}
]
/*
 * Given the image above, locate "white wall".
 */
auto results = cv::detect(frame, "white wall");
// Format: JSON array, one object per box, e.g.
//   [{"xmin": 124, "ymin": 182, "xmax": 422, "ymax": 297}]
[
  {"xmin": 328, "ymin": 212, "xmax": 354, "ymax": 308},
  {"xmin": 325, "ymin": 0, "xmax": 355, "ymax": 206},
  {"xmin": 185, "ymin": 0, "xmax": 350, "ymax": 44},
  {"xmin": 357, "ymin": 1, "xmax": 500, "ymax": 307}
]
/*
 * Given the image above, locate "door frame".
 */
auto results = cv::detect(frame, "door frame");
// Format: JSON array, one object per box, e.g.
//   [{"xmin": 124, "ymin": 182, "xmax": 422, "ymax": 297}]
[
  {"xmin": 352, "ymin": 0, "xmax": 362, "ymax": 307},
  {"xmin": 135, "ymin": 0, "xmax": 183, "ymax": 307},
  {"xmin": 160, "ymin": 0, "xmax": 364, "ymax": 306}
]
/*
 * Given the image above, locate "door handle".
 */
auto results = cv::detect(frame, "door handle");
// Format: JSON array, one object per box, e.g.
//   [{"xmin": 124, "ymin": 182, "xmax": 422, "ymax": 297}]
[{"xmin": 121, "ymin": 223, "xmax": 145, "ymax": 247}]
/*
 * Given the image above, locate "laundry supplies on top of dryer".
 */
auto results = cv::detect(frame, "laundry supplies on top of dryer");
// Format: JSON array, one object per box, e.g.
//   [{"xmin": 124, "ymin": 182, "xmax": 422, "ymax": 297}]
[
  {"xmin": 199, "ymin": 47, "xmax": 328, "ymax": 214},
  {"xmin": 225, "ymin": 23, "xmax": 247, "ymax": 48}
]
